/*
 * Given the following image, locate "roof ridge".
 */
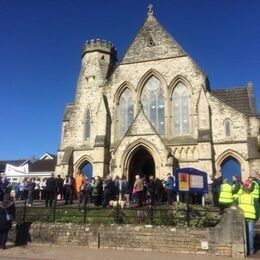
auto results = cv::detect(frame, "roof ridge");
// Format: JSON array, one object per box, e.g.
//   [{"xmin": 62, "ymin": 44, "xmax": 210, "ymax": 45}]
[{"xmin": 212, "ymin": 86, "xmax": 247, "ymax": 92}]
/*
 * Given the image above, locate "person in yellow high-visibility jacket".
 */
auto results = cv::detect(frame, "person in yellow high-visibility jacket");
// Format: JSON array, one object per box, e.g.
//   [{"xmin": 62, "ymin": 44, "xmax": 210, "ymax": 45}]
[
  {"xmin": 218, "ymin": 179, "xmax": 233, "ymax": 211},
  {"xmin": 232, "ymin": 175, "xmax": 243, "ymax": 200},
  {"xmin": 248, "ymin": 176, "xmax": 260, "ymax": 220},
  {"xmin": 236, "ymin": 187, "xmax": 257, "ymax": 256},
  {"xmin": 248, "ymin": 176, "xmax": 259, "ymax": 200}
]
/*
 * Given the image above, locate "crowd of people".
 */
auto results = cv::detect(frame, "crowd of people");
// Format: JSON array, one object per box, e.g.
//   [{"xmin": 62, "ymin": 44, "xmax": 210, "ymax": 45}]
[
  {"xmin": 211, "ymin": 173, "xmax": 260, "ymax": 256},
  {"xmin": 0, "ymin": 171, "xmax": 260, "ymax": 255},
  {"xmin": 0, "ymin": 171, "xmax": 177, "ymax": 209}
]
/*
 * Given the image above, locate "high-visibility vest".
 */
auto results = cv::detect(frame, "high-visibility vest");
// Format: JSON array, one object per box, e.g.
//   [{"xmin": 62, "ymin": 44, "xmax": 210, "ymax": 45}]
[
  {"xmin": 238, "ymin": 193, "xmax": 256, "ymax": 220},
  {"xmin": 219, "ymin": 183, "xmax": 233, "ymax": 204},
  {"xmin": 232, "ymin": 183, "xmax": 243, "ymax": 199},
  {"xmin": 249, "ymin": 181, "xmax": 259, "ymax": 199}
]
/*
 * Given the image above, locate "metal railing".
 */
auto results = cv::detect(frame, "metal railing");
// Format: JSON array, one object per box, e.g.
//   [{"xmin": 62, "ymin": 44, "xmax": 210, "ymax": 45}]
[{"xmin": 15, "ymin": 199, "xmax": 222, "ymax": 227}]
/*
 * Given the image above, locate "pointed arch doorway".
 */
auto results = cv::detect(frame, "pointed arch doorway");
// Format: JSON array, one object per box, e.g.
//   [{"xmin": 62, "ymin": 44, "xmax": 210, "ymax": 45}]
[
  {"xmin": 221, "ymin": 156, "xmax": 241, "ymax": 183},
  {"xmin": 128, "ymin": 146, "xmax": 155, "ymax": 186},
  {"xmin": 79, "ymin": 161, "xmax": 93, "ymax": 180}
]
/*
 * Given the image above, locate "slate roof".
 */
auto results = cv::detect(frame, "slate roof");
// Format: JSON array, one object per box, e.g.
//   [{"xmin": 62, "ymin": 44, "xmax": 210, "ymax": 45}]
[
  {"xmin": 211, "ymin": 85, "xmax": 257, "ymax": 116},
  {"xmin": 29, "ymin": 158, "xmax": 57, "ymax": 172}
]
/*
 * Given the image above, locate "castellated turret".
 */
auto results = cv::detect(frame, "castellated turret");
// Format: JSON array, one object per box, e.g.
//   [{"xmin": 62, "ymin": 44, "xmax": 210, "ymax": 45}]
[
  {"xmin": 55, "ymin": 38, "xmax": 116, "ymax": 178},
  {"xmin": 81, "ymin": 39, "xmax": 117, "ymax": 83}
]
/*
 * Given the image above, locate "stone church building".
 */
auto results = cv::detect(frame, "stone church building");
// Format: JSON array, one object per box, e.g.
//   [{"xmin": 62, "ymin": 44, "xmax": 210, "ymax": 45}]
[{"xmin": 55, "ymin": 8, "xmax": 260, "ymax": 184}]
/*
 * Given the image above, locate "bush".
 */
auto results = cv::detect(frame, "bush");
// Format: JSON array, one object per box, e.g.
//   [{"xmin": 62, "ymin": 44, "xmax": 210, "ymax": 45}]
[{"xmin": 167, "ymin": 202, "xmax": 222, "ymax": 227}]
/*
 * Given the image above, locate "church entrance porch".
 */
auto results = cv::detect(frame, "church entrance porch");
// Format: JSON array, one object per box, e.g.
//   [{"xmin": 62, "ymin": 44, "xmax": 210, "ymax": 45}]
[{"xmin": 128, "ymin": 146, "xmax": 155, "ymax": 186}]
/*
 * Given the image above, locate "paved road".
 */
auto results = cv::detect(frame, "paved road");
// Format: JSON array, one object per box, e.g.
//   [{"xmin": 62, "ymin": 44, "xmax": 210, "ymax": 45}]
[{"xmin": 1, "ymin": 243, "xmax": 258, "ymax": 260}]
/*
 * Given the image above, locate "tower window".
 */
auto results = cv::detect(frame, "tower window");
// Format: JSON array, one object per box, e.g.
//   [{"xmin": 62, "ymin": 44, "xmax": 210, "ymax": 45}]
[{"xmin": 84, "ymin": 109, "xmax": 91, "ymax": 139}]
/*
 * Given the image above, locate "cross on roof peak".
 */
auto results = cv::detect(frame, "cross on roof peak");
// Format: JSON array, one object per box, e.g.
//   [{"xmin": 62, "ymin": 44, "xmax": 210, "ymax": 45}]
[{"xmin": 147, "ymin": 3, "xmax": 154, "ymax": 16}]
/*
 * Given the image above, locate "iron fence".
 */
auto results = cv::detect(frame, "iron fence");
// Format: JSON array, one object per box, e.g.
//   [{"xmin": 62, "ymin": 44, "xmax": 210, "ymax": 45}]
[{"xmin": 15, "ymin": 199, "xmax": 222, "ymax": 227}]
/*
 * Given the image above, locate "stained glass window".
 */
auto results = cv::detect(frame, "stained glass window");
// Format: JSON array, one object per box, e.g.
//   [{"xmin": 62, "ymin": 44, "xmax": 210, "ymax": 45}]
[
  {"xmin": 119, "ymin": 88, "xmax": 134, "ymax": 136},
  {"xmin": 141, "ymin": 76, "xmax": 165, "ymax": 135},
  {"xmin": 172, "ymin": 83, "xmax": 189, "ymax": 135},
  {"xmin": 85, "ymin": 108, "xmax": 91, "ymax": 139}
]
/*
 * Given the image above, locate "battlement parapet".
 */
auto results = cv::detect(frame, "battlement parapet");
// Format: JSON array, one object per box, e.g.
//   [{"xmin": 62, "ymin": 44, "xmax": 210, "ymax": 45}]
[{"xmin": 82, "ymin": 39, "xmax": 117, "ymax": 57}]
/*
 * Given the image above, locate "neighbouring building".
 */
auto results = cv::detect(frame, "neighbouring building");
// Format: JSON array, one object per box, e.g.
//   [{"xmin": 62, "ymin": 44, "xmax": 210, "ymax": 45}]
[
  {"xmin": 55, "ymin": 6, "xmax": 260, "ymax": 184},
  {"xmin": 1, "ymin": 153, "xmax": 57, "ymax": 183}
]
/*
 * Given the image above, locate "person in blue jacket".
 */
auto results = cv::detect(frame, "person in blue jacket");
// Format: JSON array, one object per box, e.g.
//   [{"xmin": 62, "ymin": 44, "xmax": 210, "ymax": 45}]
[{"xmin": 165, "ymin": 173, "xmax": 176, "ymax": 205}]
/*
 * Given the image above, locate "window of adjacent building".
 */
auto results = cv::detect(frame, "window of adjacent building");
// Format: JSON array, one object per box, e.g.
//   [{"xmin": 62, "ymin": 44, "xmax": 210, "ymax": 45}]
[
  {"xmin": 84, "ymin": 109, "xmax": 91, "ymax": 139},
  {"xmin": 119, "ymin": 88, "xmax": 134, "ymax": 136},
  {"xmin": 141, "ymin": 76, "xmax": 165, "ymax": 135},
  {"xmin": 224, "ymin": 119, "xmax": 232, "ymax": 137},
  {"xmin": 172, "ymin": 83, "xmax": 189, "ymax": 135}
]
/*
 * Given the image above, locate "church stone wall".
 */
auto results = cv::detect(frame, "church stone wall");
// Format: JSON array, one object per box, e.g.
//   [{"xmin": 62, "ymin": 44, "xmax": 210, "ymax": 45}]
[
  {"xmin": 248, "ymin": 116, "xmax": 260, "ymax": 136},
  {"xmin": 208, "ymin": 94, "xmax": 248, "ymax": 143},
  {"xmin": 106, "ymin": 56, "xmax": 207, "ymax": 145},
  {"xmin": 56, "ymin": 11, "xmax": 260, "ymax": 180}
]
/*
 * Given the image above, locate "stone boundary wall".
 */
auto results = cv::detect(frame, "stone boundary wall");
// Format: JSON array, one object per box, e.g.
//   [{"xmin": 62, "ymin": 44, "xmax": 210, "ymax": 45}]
[{"xmin": 9, "ymin": 209, "xmax": 246, "ymax": 258}]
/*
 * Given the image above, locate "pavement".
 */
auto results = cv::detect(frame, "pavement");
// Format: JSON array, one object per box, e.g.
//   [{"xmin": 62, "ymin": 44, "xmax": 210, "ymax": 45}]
[{"xmin": 0, "ymin": 243, "xmax": 239, "ymax": 260}]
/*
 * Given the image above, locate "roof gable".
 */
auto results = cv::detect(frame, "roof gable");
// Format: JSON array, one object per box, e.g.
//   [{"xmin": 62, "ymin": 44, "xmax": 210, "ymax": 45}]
[
  {"xmin": 40, "ymin": 153, "xmax": 56, "ymax": 160},
  {"xmin": 120, "ymin": 13, "xmax": 187, "ymax": 64}
]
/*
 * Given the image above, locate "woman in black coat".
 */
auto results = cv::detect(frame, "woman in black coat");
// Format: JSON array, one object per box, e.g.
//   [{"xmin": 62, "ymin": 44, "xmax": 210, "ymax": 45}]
[{"xmin": 0, "ymin": 193, "xmax": 15, "ymax": 249}]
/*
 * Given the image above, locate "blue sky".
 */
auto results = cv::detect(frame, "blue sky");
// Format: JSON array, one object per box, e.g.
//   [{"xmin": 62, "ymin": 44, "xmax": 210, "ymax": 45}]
[{"xmin": 0, "ymin": 0, "xmax": 259, "ymax": 159}]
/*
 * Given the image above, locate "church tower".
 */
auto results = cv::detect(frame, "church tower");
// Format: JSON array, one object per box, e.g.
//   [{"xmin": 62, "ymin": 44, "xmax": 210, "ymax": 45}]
[{"xmin": 55, "ymin": 40, "xmax": 117, "ymax": 178}]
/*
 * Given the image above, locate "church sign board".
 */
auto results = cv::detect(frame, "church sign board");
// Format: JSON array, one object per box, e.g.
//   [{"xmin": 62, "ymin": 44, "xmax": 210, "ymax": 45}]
[{"xmin": 175, "ymin": 168, "xmax": 208, "ymax": 194}]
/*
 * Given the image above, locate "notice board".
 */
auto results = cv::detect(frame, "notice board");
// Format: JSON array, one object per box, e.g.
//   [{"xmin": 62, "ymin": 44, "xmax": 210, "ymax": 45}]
[{"xmin": 175, "ymin": 167, "xmax": 208, "ymax": 194}]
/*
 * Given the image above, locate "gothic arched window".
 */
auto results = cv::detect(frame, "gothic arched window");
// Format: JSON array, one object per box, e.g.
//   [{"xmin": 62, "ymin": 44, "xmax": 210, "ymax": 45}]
[
  {"xmin": 172, "ymin": 83, "xmax": 189, "ymax": 135},
  {"xmin": 141, "ymin": 76, "xmax": 165, "ymax": 135},
  {"xmin": 224, "ymin": 119, "xmax": 232, "ymax": 137},
  {"xmin": 84, "ymin": 108, "xmax": 91, "ymax": 139},
  {"xmin": 119, "ymin": 88, "xmax": 134, "ymax": 136}
]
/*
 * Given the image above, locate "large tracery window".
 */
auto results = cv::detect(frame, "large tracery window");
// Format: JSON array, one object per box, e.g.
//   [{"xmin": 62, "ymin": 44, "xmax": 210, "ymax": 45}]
[
  {"xmin": 141, "ymin": 76, "xmax": 165, "ymax": 135},
  {"xmin": 172, "ymin": 83, "xmax": 189, "ymax": 135},
  {"xmin": 119, "ymin": 88, "xmax": 134, "ymax": 136},
  {"xmin": 84, "ymin": 108, "xmax": 91, "ymax": 139}
]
